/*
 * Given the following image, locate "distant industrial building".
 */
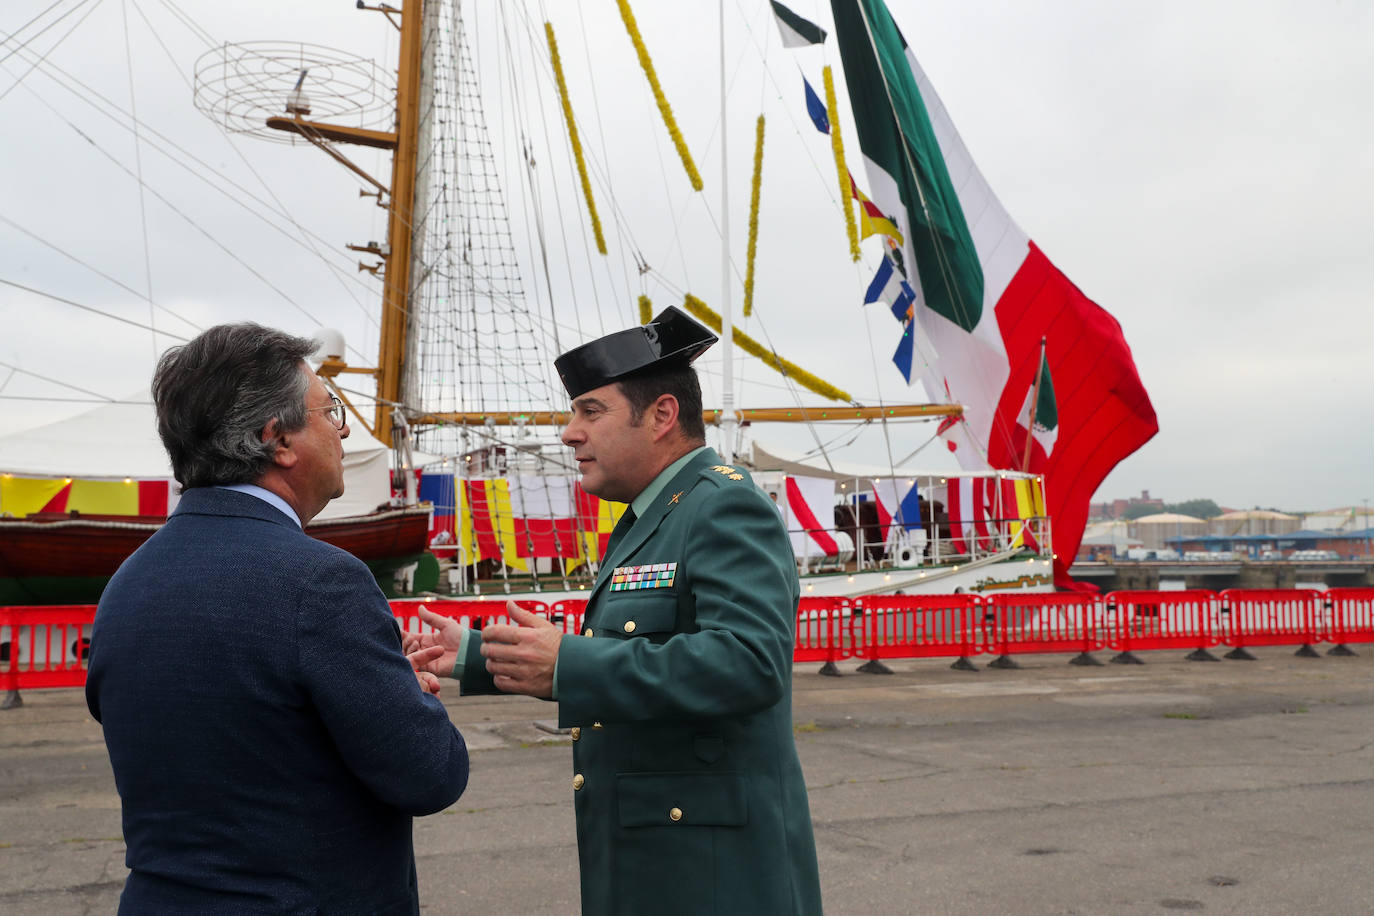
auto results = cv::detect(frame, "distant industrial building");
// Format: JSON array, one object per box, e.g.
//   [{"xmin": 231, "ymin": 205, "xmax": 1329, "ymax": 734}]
[
  {"xmin": 1091, "ymin": 490, "xmax": 1164, "ymax": 521},
  {"xmin": 1128, "ymin": 512, "xmax": 1208, "ymax": 549},
  {"xmin": 1076, "ymin": 520, "xmax": 1142, "ymax": 561},
  {"xmin": 1301, "ymin": 507, "xmax": 1374, "ymax": 532},
  {"xmin": 1165, "ymin": 529, "xmax": 1374, "ymax": 560},
  {"xmin": 1208, "ymin": 509, "xmax": 1301, "ymax": 537}
]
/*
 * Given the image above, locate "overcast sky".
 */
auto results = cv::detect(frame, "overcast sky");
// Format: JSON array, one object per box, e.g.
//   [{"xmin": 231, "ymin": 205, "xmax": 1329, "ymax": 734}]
[{"xmin": 1, "ymin": 0, "xmax": 1371, "ymax": 513}]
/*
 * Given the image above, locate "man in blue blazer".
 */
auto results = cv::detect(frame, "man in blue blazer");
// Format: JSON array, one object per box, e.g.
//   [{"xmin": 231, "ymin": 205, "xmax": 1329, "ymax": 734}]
[
  {"xmin": 411, "ymin": 308, "xmax": 823, "ymax": 914},
  {"xmin": 87, "ymin": 324, "xmax": 469, "ymax": 915}
]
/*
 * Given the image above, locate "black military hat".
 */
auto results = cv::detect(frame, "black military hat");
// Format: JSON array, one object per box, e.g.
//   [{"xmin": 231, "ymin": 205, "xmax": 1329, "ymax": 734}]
[{"xmin": 554, "ymin": 306, "xmax": 718, "ymax": 399}]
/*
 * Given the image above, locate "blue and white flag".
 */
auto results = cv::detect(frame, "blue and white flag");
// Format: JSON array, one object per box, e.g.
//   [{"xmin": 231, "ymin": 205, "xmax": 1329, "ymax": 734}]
[
  {"xmin": 864, "ymin": 254, "xmax": 915, "ymax": 310},
  {"xmin": 863, "ymin": 254, "xmax": 919, "ymax": 381},
  {"xmin": 802, "ymin": 76, "xmax": 829, "ymax": 133},
  {"xmin": 892, "ymin": 320, "xmax": 916, "ymax": 382},
  {"xmin": 888, "ymin": 286, "xmax": 915, "ymax": 322},
  {"xmin": 871, "ymin": 478, "xmax": 923, "ymax": 537}
]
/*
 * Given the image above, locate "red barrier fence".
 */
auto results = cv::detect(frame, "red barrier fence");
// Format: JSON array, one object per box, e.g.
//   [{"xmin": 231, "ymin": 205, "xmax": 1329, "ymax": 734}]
[
  {"xmin": 389, "ymin": 598, "xmax": 599, "ymax": 665},
  {"xmin": 0, "ymin": 606, "xmax": 10, "ymax": 697},
  {"xmin": 854, "ymin": 594, "xmax": 982, "ymax": 666},
  {"xmin": 0, "ymin": 605, "xmax": 95, "ymax": 692},
  {"xmin": 6, "ymin": 588, "xmax": 1374, "ymax": 699},
  {"xmin": 1219, "ymin": 589, "xmax": 1321, "ymax": 655},
  {"xmin": 984, "ymin": 592, "xmax": 1104, "ymax": 663},
  {"xmin": 390, "ymin": 598, "xmax": 554, "ymax": 636},
  {"xmin": 1327, "ymin": 588, "xmax": 1374, "ymax": 649},
  {"xmin": 1102, "ymin": 590, "xmax": 1222, "ymax": 661},
  {"xmin": 793, "ymin": 597, "xmax": 855, "ymax": 666}
]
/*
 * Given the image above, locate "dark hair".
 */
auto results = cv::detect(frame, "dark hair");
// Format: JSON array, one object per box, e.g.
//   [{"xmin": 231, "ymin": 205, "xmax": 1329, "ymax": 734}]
[
  {"xmin": 616, "ymin": 363, "xmax": 706, "ymax": 442},
  {"xmin": 152, "ymin": 323, "xmax": 318, "ymax": 488}
]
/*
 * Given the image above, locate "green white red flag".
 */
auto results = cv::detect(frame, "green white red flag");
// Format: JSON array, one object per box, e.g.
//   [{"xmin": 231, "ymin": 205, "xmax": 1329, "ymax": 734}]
[
  {"xmin": 830, "ymin": 0, "xmax": 1158, "ymax": 588},
  {"xmin": 1018, "ymin": 343, "xmax": 1058, "ymax": 463}
]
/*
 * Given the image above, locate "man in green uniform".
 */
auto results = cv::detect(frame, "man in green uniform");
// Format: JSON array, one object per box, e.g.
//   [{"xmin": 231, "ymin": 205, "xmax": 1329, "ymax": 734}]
[{"xmin": 412, "ymin": 307, "xmax": 823, "ymax": 915}]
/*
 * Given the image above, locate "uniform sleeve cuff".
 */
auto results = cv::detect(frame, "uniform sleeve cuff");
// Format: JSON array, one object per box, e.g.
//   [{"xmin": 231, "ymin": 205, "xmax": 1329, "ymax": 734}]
[{"xmin": 450, "ymin": 626, "xmax": 471, "ymax": 679}]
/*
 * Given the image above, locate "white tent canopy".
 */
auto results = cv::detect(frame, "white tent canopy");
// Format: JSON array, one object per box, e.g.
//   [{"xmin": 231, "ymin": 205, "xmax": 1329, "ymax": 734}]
[{"xmin": 0, "ymin": 399, "xmax": 390, "ymax": 520}]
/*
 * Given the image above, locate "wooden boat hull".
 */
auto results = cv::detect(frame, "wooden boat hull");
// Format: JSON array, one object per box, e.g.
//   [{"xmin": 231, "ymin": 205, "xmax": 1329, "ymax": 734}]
[{"xmin": 0, "ymin": 508, "xmax": 432, "ymax": 605}]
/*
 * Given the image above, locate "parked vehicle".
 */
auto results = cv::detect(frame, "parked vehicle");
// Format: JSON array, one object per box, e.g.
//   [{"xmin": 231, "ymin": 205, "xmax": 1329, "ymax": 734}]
[
  {"xmin": 1290, "ymin": 549, "xmax": 1340, "ymax": 561},
  {"xmin": 1123, "ymin": 548, "xmax": 1181, "ymax": 561},
  {"xmin": 1183, "ymin": 550, "xmax": 1234, "ymax": 561}
]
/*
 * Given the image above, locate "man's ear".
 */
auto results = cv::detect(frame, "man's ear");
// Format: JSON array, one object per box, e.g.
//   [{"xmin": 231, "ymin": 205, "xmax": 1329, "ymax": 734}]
[
  {"xmin": 262, "ymin": 419, "xmax": 298, "ymax": 469},
  {"xmin": 650, "ymin": 394, "xmax": 680, "ymax": 442}
]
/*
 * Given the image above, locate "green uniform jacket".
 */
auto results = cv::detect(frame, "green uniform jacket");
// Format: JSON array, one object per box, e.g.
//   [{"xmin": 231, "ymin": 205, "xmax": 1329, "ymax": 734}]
[{"xmin": 462, "ymin": 448, "xmax": 823, "ymax": 915}]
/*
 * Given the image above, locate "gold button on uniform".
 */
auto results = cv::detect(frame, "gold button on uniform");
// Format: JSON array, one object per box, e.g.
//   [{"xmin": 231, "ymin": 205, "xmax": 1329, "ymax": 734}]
[
  {"xmin": 583, "ymin": 628, "xmax": 594, "ymax": 638},
  {"xmin": 669, "ymin": 807, "xmax": 683, "ymax": 822},
  {"xmin": 623, "ymin": 620, "xmax": 637, "ymax": 634},
  {"xmin": 572, "ymin": 774, "xmax": 585, "ymax": 790},
  {"xmin": 592, "ymin": 721, "xmax": 604, "ymax": 730},
  {"xmin": 570, "ymin": 727, "xmax": 581, "ymax": 741}
]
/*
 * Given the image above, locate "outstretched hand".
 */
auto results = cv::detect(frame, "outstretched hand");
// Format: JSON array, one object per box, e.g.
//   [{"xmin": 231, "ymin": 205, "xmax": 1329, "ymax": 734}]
[
  {"xmin": 403, "ymin": 608, "xmax": 466, "ymax": 678},
  {"xmin": 480, "ymin": 601, "xmax": 562, "ymax": 699},
  {"xmin": 407, "ymin": 645, "xmax": 446, "ymax": 696}
]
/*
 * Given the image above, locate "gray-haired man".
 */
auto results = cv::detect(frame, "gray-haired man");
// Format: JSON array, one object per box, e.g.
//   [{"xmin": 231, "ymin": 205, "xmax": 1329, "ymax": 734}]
[{"xmin": 87, "ymin": 323, "xmax": 468, "ymax": 914}]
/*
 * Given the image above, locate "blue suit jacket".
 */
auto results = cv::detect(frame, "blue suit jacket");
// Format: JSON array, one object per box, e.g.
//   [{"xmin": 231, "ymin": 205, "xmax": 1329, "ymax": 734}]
[{"xmin": 87, "ymin": 487, "xmax": 468, "ymax": 915}]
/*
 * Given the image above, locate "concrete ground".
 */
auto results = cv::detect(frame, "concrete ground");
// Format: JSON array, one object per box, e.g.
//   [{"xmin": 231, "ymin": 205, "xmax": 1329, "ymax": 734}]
[{"xmin": 4, "ymin": 645, "xmax": 1374, "ymax": 914}]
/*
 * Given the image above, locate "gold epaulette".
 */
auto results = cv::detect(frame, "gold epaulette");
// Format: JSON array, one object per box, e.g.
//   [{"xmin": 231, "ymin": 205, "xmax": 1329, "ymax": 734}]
[{"xmin": 709, "ymin": 464, "xmax": 745, "ymax": 481}]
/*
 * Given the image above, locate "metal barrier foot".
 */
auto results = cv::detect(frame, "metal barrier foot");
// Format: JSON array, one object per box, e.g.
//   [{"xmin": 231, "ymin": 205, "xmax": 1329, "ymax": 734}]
[
  {"xmin": 1294, "ymin": 644, "xmax": 1321, "ymax": 659},
  {"xmin": 1109, "ymin": 651, "xmax": 1144, "ymax": 665},
  {"xmin": 1069, "ymin": 652, "xmax": 1103, "ymax": 667},
  {"xmin": 1326, "ymin": 644, "xmax": 1358, "ymax": 657},
  {"xmin": 817, "ymin": 661, "xmax": 843, "ymax": 677},
  {"xmin": 987, "ymin": 655, "xmax": 1020, "ymax": 670},
  {"xmin": 1224, "ymin": 647, "xmax": 1257, "ymax": 661},
  {"xmin": 1185, "ymin": 649, "xmax": 1220, "ymax": 662},
  {"xmin": 948, "ymin": 657, "xmax": 978, "ymax": 672},
  {"xmin": 2, "ymin": 690, "xmax": 21, "ymax": 710},
  {"xmin": 856, "ymin": 659, "xmax": 894, "ymax": 675}
]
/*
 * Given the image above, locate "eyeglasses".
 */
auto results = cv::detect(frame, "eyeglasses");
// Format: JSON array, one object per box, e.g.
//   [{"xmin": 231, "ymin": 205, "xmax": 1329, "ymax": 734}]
[{"xmin": 306, "ymin": 395, "xmax": 346, "ymax": 430}]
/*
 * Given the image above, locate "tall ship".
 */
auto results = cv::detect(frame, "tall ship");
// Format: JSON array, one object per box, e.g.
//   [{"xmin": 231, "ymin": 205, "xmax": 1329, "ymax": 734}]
[{"xmin": 0, "ymin": 1, "xmax": 1155, "ymax": 605}]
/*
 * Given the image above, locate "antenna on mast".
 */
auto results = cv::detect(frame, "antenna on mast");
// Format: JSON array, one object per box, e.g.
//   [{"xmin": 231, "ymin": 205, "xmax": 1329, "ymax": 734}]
[
  {"xmin": 285, "ymin": 69, "xmax": 311, "ymax": 115},
  {"xmin": 192, "ymin": 42, "xmax": 389, "ymax": 143}
]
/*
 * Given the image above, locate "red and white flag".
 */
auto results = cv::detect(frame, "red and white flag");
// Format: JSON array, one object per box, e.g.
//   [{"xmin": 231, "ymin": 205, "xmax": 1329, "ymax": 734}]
[{"xmin": 785, "ymin": 475, "xmax": 839, "ymax": 559}]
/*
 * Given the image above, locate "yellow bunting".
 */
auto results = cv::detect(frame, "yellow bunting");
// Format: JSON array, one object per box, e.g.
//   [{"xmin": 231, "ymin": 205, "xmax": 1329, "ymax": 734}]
[
  {"xmin": 546, "ymin": 22, "xmax": 607, "ymax": 255},
  {"xmin": 638, "ymin": 295, "xmax": 653, "ymax": 325},
  {"xmin": 458, "ymin": 478, "xmax": 528, "ymax": 572},
  {"xmin": 615, "ymin": 0, "xmax": 703, "ymax": 192},
  {"xmin": 487, "ymin": 480, "xmax": 527, "ymax": 573},
  {"xmin": 460, "ymin": 478, "xmax": 630, "ymax": 576},
  {"xmin": 824, "ymin": 66, "xmax": 861, "ymax": 262},
  {"xmin": 682, "ymin": 294, "xmax": 852, "ymax": 403},
  {"xmin": 0, "ymin": 476, "xmax": 67, "ymax": 518},
  {"xmin": 853, "ymin": 182, "xmax": 904, "ymax": 244},
  {"xmin": 67, "ymin": 480, "xmax": 139, "ymax": 515},
  {"xmin": 743, "ymin": 115, "xmax": 765, "ymax": 318}
]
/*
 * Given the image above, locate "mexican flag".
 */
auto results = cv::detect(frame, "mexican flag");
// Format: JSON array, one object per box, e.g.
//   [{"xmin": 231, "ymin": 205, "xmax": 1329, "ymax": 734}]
[
  {"xmin": 830, "ymin": 0, "xmax": 1158, "ymax": 588},
  {"xmin": 1018, "ymin": 344, "xmax": 1058, "ymax": 465}
]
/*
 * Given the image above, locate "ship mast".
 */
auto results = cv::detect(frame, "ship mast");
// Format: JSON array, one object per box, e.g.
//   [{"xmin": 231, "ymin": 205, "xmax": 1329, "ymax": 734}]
[
  {"xmin": 269, "ymin": 2, "xmax": 964, "ymax": 446},
  {"xmin": 374, "ymin": 0, "xmax": 424, "ymax": 449},
  {"xmin": 267, "ymin": 0, "xmax": 425, "ymax": 449},
  {"xmin": 717, "ymin": 0, "xmax": 736, "ymax": 463}
]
